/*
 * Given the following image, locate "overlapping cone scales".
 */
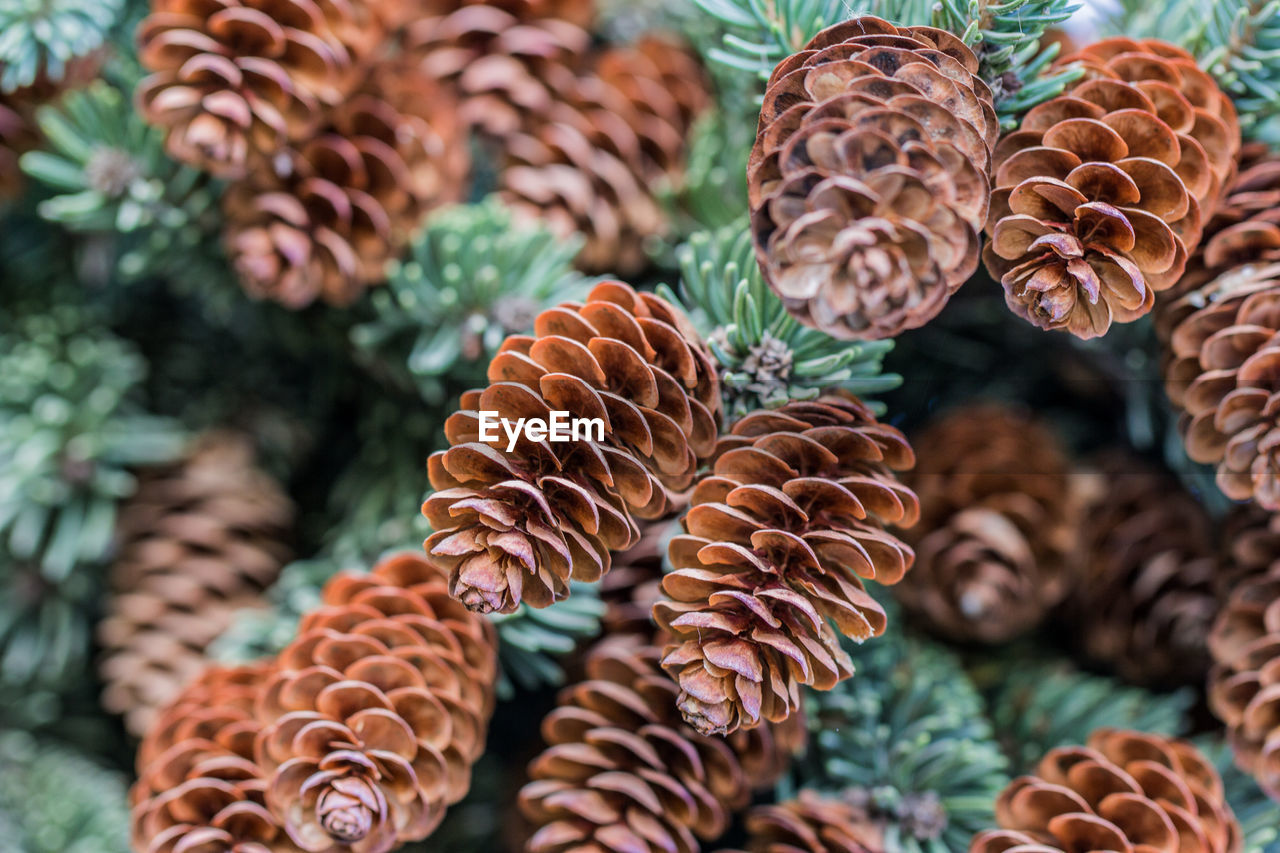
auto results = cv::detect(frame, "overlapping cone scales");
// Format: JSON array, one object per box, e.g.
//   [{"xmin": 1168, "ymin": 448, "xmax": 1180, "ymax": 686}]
[
  {"xmin": 132, "ymin": 661, "xmax": 300, "ymax": 853},
  {"xmin": 223, "ymin": 59, "xmax": 469, "ymax": 307},
  {"xmin": 896, "ymin": 405, "xmax": 1077, "ymax": 644},
  {"xmin": 99, "ymin": 433, "xmax": 293, "ymax": 737},
  {"xmin": 1157, "ymin": 149, "xmax": 1280, "ymax": 510},
  {"xmin": 985, "ymin": 37, "xmax": 1240, "ymax": 339},
  {"xmin": 499, "ymin": 35, "xmax": 711, "ymax": 274},
  {"xmin": 747, "ymin": 16, "xmax": 998, "ymax": 341},
  {"xmin": 520, "ymin": 632, "xmax": 802, "ymax": 853},
  {"xmin": 425, "ymin": 281, "xmax": 720, "ymax": 615},
  {"xmin": 652, "ymin": 395, "xmax": 918, "ymax": 736},
  {"xmin": 255, "ymin": 551, "xmax": 497, "ymax": 852},
  {"xmin": 971, "ymin": 729, "xmax": 1241, "ymax": 853},
  {"xmin": 1208, "ymin": 562, "xmax": 1280, "ymax": 800},
  {"xmin": 717, "ymin": 792, "xmax": 885, "ymax": 853},
  {"xmin": 1068, "ymin": 454, "xmax": 1218, "ymax": 687},
  {"xmin": 137, "ymin": 0, "xmax": 382, "ymax": 177}
]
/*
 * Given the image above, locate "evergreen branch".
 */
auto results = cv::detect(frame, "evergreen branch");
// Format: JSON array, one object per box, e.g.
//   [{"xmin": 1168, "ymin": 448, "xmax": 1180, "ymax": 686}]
[
  {"xmin": 1200, "ymin": 0, "xmax": 1280, "ymax": 135},
  {"xmin": 694, "ymin": 0, "xmax": 866, "ymax": 84},
  {"xmin": 490, "ymin": 586, "xmax": 606, "ymax": 699},
  {"xmin": 0, "ymin": 0, "xmax": 123, "ymax": 92}
]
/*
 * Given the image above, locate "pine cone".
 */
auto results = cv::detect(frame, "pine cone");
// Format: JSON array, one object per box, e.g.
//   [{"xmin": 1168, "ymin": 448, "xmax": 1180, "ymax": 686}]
[
  {"xmin": 424, "ymin": 281, "xmax": 720, "ymax": 615},
  {"xmin": 520, "ymin": 632, "xmax": 803, "ymax": 853},
  {"xmin": 747, "ymin": 16, "xmax": 998, "ymax": 341},
  {"xmin": 716, "ymin": 792, "xmax": 884, "ymax": 853},
  {"xmin": 1208, "ymin": 560, "xmax": 1280, "ymax": 800},
  {"xmin": 1157, "ymin": 149, "xmax": 1280, "ymax": 510},
  {"xmin": 223, "ymin": 60, "xmax": 468, "ymax": 307},
  {"xmin": 255, "ymin": 551, "xmax": 497, "ymax": 851},
  {"xmin": 137, "ymin": 0, "xmax": 382, "ymax": 177},
  {"xmin": 99, "ymin": 433, "xmax": 293, "ymax": 737},
  {"xmin": 131, "ymin": 661, "xmax": 299, "ymax": 853},
  {"xmin": 895, "ymin": 405, "xmax": 1078, "ymax": 644},
  {"xmin": 985, "ymin": 38, "xmax": 1240, "ymax": 339},
  {"xmin": 1067, "ymin": 453, "xmax": 1218, "ymax": 687},
  {"xmin": 499, "ymin": 35, "xmax": 711, "ymax": 275},
  {"xmin": 403, "ymin": 1, "xmax": 593, "ymax": 139},
  {"xmin": 971, "ymin": 729, "xmax": 1241, "ymax": 853},
  {"xmin": 598, "ymin": 518, "xmax": 672, "ymax": 637},
  {"xmin": 1220, "ymin": 505, "xmax": 1280, "ymax": 597},
  {"xmin": 652, "ymin": 395, "xmax": 919, "ymax": 735}
]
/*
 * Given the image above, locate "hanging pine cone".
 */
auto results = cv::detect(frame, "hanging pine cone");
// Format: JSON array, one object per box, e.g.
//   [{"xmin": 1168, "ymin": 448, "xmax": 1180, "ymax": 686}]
[
  {"xmin": 747, "ymin": 16, "xmax": 998, "ymax": 341},
  {"xmin": 1156, "ymin": 148, "xmax": 1280, "ymax": 510},
  {"xmin": 255, "ymin": 551, "xmax": 497, "ymax": 851},
  {"xmin": 716, "ymin": 792, "xmax": 884, "ymax": 853},
  {"xmin": 985, "ymin": 38, "xmax": 1240, "ymax": 339},
  {"xmin": 136, "ymin": 0, "xmax": 383, "ymax": 178},
  {"xmin": 1066, "ymin": 453, "xmax": 1219, "ymax": 688},
  {"xmin": 424, "ymin": 281, "xmax": 720, "ymax": 615},
  {"xmin": 499, "ymin": 35, "xmax": 711, "ymax": 275},
  {"xmin": 971, "ymin": 729, "xmax": 1241, "ymax": 853},
  {"xmin": 894, "ymin": 405, "xmax": 1078, "ymax": 645},
  {"xmin": 652, "ymin": 394, "xmax": 919, "ymax": 736},
  {"xmin": 520, "ymin": 631, "xmax": 804, "ymax": 853},
  {"xmin": 131, "ymin": 661, "xmax": 300, "ymax": 853},
  {"xmin": 98, "ymin": 433, "xmax": 293, "ymax": 737},
  {"xmin": 1208, "ymin": 560, "xmax": 1280, "ymax": 800},
  {"xmin": 223, "ymin": 59, "xmax": 469, "ymax": 307},
  {"xmin": 402, "ymin": 0, "xmax": 593, "ymax": 140}
]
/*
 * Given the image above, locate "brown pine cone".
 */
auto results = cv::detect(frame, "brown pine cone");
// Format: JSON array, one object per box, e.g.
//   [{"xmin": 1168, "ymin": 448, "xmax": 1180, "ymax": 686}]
[
  {"xmin": 499, "ymin": 35, "xmax": 710, "ymax": 275},
  {"xmin": 1220, "ymin": 506, "xmax": 1280, "ymax": 596},
  {"xmin": 137, "ymin": 0, "xmax": 383, "ymax": 178},
  {"xmin": 424, "ymin": 281, "xmax": 720, "ymax": 615},
  {"xmin": 131, "ymin": 661, "xmax": 301, "ymax": 853},
  {"xmin": 1208, "ymin": 561, "xmax": 1280, "ymax": 800},
  {"xmin": 1066, "ymin": 453, "xmax": 1219, "ymax": 687},
  {"xmin": 971, "ymin": 729, "xmax": 1241, "ymax": 853},
  {"xmin": 98, "ymin": 433, "xmax": 293, "ymax": 737},
  {"xmin": 895, "ymin": 405, "xmax": 1078, "ymax": 645},
  {"xmin": 984, "ymin": 38, "xmax": 1240, "ymax": 339},
  {"xmin": 255, "ymin": 551, "xmax": 498, "ymax": 851},
  {"xmin": 597, "ymin": 517, "xmax": 673, "ymax": 638},
  {"xmin": 222, "ymin": 59, "xmax": 469, "ymax": 307},
  {"xmin": 1156, "ymin": 149, "xmax": 1280, "ymax": 510},
  {"xmin": 652, "ymin": 395, "xmax": 919, "ymax": 735},
  {"xmin": 716, "ymin": 792, "xmax": 885, "ymax": 853},
  {"xmin": 520, "ymin": 632, "xmax": 803, "ymax": 853},
  {"xmin": 747, "ymin": 16, "xmax": 998, "ymax": 341}
]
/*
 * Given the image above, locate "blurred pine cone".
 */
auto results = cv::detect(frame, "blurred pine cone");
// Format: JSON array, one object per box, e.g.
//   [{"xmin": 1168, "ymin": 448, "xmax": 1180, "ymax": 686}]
[
  {"xmin": 1067, "ymin": 453, "xmax": 1218, "ymax": 688},
  {"xmin": 255, "ymin": 552, "xmax": 497, "ymax": 850},
  {"xmin": 425, "ymin": 281, "xmax": 720, "ymax": 615},
  {"xmin": 1208, "ymin": 560, "xmax": 1280, "ymax": 800},
  {"xmin": 520, "ymin": 631, "xmax": 803, "ymax": 853},
  {"xmin": 1220, "ymin": 506, "xmax": 1280, "ymax": 596},
  {"xmin": 985, "ymin": 38, "xmax": 1240, "ymax": 339},
  {"xmin": 895, "ymin": 405, "xmax": 1078, "ymax": 645},
  {"xmin": 653, "ymin": 395, "xmax": 919, "ymax": 735},
  {"xmin": 223, "ymin": 60, "xmax": 469, "ymax": 307},
  {"xmin": 499, "ymin": 35, "xmax": 711, "ymax": 275},
  {"xmin": 717, "ymin": 792, "xmax": 884, "ymax": 853},
  {"xmin": 137, "ymin": 0, "xmax": 382, "ymax": 177},
  {"xmin": 98, "ymin": 433, "xmax": 293, "ymax": 737},
  {"xmin": 972, "ymin": 729, "xmax": 1240, "ymax": 853},
  {"xmin": 1157, "ymin": 148, "xmax": 1280, "ymax": 510},
  {"xmin": 131, "ymin": 661, "xmax": 297, "ymax": 853},
  {"xmin": 747, "ymin": 16, "xmax": 998, "ymax": 340}
]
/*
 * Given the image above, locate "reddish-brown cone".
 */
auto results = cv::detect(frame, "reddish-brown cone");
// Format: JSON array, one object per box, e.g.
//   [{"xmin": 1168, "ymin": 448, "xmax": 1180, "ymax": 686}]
[
  {"xmin": 652, "ymin": 395, "xmax": 919, "ymax": 735},
  {"xmin": 520, "ymin": 631, "xmax": 804, "ymax": 853},
  {"xmin": 985, "ymin": 38, "xmax": 1240, "ymax": 339},
  {"xmin": 1067, "ymin": 453, "xmax": 1218, "ymax": 687},
  {"xmin": 254, "ymin": 551, "xmax": 498, "ymax": 852},
  {"xmin": 1208, "ymin": 560, "xmax": 1280, "ymax": 800},
  {"xmin": 716, "ymin": 792, "xmax": 885, "ymax": 853},
  {"xmin": 424, "ymin": 281, "xmax": 720, "ymax": 615},
  {"xmin": 747, "ymin": 16, "xmax": 999, "ymax": 340},
  {"xmin": 895, "ymin": 405, "xmax": 1079, "ymax": 644},
  {"xmin": 1157, "ymin": 148, "xmax": 1280, "ymax": 510},
  {"xmin": 971, "ymin": 729, "xmax": 1241, "ymax": 853},
  {"xmin": 99, "ymin": 433, "xmax": 293, "ymax": 736}
]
